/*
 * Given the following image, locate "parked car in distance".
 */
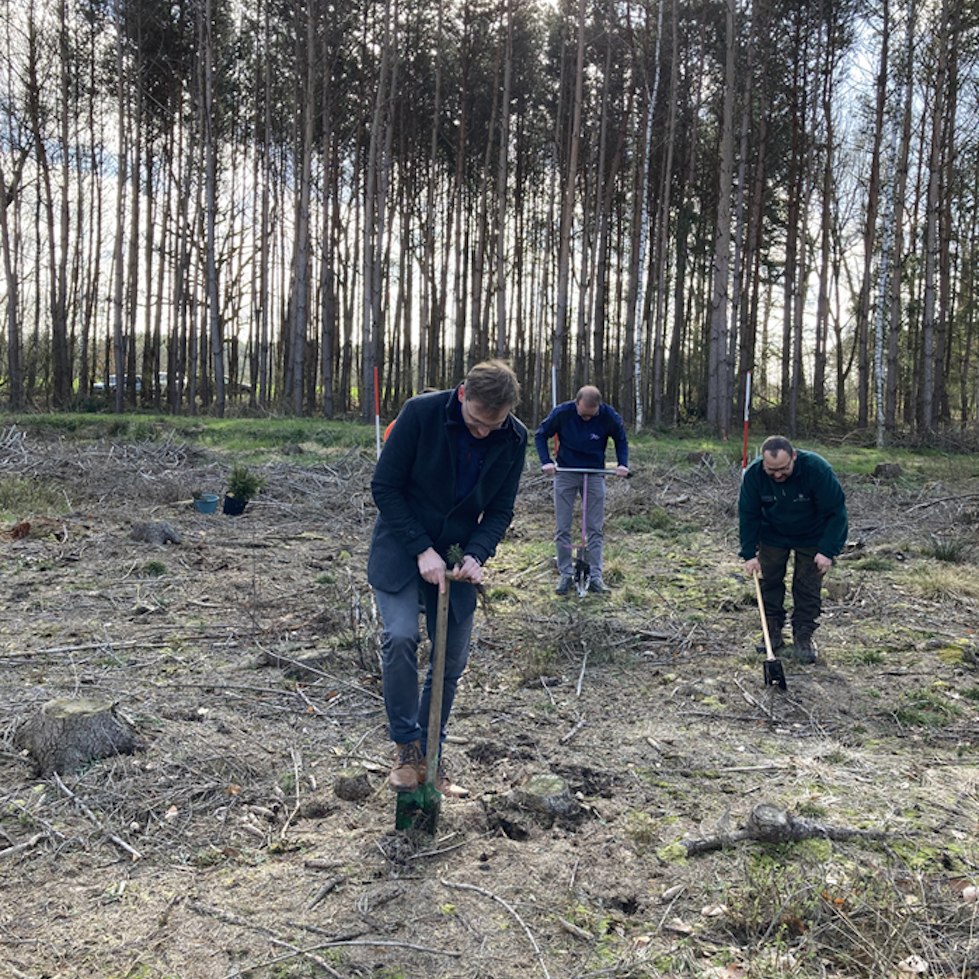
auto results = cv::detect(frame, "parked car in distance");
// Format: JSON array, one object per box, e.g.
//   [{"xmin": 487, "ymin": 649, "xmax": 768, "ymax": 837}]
[{"xmin": 92, "ymin": 372, "xmax": 170, "ymax": 394}]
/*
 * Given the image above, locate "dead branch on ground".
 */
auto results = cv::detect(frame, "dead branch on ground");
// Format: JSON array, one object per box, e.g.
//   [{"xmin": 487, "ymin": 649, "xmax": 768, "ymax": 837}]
[{"xmin": 680, "ymin": 803, "xmax": 890, "ymax": 857}]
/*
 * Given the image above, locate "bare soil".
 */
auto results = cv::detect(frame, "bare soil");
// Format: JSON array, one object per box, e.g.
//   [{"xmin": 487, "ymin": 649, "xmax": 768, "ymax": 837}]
[{"xmin": 2, "ymin": 426, "xmax": 979, "ymax": 979}]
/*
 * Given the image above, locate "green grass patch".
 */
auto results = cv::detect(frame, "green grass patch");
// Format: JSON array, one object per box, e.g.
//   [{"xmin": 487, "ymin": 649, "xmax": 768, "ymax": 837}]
[
  {"xmin": 892, "ymin": 686, "xmax": 964, "ymax": 727},
  {"xmin": 612, "ymin": 509, "xmax": 674, "ymax": 534},
  {"xmin": 485, "ymin": 585, "xmax": 519, "ymax": 603},
  {"xmin": 856, "ymin": 650, "xmax": 884, "ymax": 665},
  {"xmin": 0, "ymin": 476, "xmax": 68, "ymax": 519},
  {"xmin": 7, "ymin": 412, "xmax": 378, "ymax": 458},
  {"xmin": 922, "ymin": 536, "xmax": 974, "ymax": 564},
  {"xmin": 848, "ymin": 556, "xmax": 895, "ymax": 572},
  {"xmin": 907, "ymin": 565, "xmax": 979, "ymax": 602}
]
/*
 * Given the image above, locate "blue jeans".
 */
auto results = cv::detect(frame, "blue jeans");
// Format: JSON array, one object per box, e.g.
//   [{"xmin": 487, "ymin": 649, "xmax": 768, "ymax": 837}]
[{"xmin": 374, "ymin": 578, "xmax": 474, "ymax": 756}]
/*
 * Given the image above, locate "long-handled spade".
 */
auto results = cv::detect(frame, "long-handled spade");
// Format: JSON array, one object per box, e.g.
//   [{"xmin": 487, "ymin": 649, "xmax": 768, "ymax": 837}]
[
  {"xmin": 395, "ymin": 575, "xmax": 451, "ymax": 834},
  {"xmin": 574, "ymin": 473, "xmax": 592, "ymax": 596},
  {"xmin": 753, "ymin": 570, "xmax": 787, "ymax": 690}
]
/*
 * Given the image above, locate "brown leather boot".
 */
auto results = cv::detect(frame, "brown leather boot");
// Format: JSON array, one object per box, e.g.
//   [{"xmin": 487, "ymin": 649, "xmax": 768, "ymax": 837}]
[
  {"xmin": 417, "ymin": 755, "xmax": 470, "ymax": 798},
  {"xmin": 388, "ymin": 740, "xmax": 421, "ymax": 792}
]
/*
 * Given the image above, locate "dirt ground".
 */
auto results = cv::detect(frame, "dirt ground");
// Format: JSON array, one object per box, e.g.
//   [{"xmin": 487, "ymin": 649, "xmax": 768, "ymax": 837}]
[{"xmin": 2, "ymin": 424, "xmax": 979, "ymax": 979}]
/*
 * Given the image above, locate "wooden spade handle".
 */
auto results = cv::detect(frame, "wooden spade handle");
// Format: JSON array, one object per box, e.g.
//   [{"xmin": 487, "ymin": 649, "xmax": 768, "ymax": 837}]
[
  {"xmin": 424, "ymin": 571, "xmax": 457, "ymax": 787},
  {"xmin": 753, "ymin": 570, "xmax": 776, "ymax": 662}
]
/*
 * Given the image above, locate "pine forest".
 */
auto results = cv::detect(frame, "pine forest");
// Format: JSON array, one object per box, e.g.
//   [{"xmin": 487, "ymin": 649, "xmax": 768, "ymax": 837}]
[{"xmin": 0, "ymin": 0, "xmax": 975, "ymax": 440}]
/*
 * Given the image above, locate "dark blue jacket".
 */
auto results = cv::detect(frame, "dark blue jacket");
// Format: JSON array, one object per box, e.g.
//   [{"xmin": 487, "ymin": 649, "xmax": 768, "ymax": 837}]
[
  {"xmin": 534, "ymin": 401, "xmax": 629, "ymax": 470},
  {"xmin": 368, "ymin": 387, "xmax": 527, "ymax": 620}
]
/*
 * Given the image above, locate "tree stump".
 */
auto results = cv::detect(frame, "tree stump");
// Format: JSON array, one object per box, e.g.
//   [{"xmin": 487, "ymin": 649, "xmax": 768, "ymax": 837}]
[
  {"xmin": 746, "ymin": 803, "xmax": 792, "ymax": 843},
  {"xmin": 334, "ymin": 767, "xmax": 372, "ymax": 802},
  {"xmin": 509, "ymin": 773, "xmax": 580, "ymax": 825},
  {"xmin": 874, "ymin": 463, "xmax": 902, "ymax": 480},
  {"xmin": 17, "ymin": 699, "xmax": 139, "ymax": 774},
  {"xmin": 130, "ymin": 521, "xmax": 182, "ymax": 545}
]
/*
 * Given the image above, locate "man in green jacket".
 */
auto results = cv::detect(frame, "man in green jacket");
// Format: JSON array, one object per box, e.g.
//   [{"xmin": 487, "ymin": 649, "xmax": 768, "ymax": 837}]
[{"xmin": 739, "ymin": 436, "xmax": 848, "ymax": 664}]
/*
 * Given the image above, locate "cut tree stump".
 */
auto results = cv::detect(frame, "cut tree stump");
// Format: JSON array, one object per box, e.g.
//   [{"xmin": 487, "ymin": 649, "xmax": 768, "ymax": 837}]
[
  {"xmin": 509, "ymin": 773, "xmax": 581, "ymax": 825},
  {"xmin": 333, "ymin": 767, "xmax": 372, "ymax": 802},
  {"xmin": 129, "ymin": 521, "xmax": 182, "ymax": 545},
  {"xmin": 17, "ymin": 698, "xmax": 140, "ymax": 774}
]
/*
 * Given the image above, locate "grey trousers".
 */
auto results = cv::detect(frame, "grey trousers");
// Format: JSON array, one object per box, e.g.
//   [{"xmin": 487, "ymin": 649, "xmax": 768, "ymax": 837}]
[{"xmin": 554, "ymin": 470, "xmax": 607, "ymax": 576}]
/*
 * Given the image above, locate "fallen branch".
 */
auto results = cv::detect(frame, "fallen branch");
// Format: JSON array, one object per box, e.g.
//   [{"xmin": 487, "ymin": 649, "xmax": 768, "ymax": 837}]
[
  {"xmin": 557, "ymin": 915, "xmax": 593, "ymax": 941},
  {"xmin": 53, "ymin": 772, "xmax": 142, "ymax": 862},
  {"xmin": 217, "ymin": 937, "xmax": 462, "ymax": 979},
  {"xmin": 308, "ymin": 875, "xmax": 345, "ymax": 910},
  {"xmin": 560, "ymin": 716, "xmax": 587, "ymax": 744},
  {"xmin": 0, "ymin": 832, "xmax": 46, "ymax": 859},
  {"xmin": 576, "ymin": 645, "xmax": 588, "ymax": 697},
  {"xmin": 304, "ymin": 858, "xmax": 344, "ymax": 871},
  {"xmin": 907, "ymin": 493, "xmax": 979, "ymax": 512},
  {"xmin": 442, "ymin": 877, "xmax": 551, "ymax": 979},
  {"xmin": 679, "ymin": 803, "xmax": 889, "ymax": 857},
  {"xmin": 280, "ymin": 748, "xmax": 302, "ymax": 840},
  {"xmin": 268, "ymin": 938, "xmax": 344, "ymax": 979}
]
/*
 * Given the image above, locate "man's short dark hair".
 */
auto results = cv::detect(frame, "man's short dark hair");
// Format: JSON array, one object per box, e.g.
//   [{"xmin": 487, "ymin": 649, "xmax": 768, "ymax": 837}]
[
  {"xmin": 762, "ymin": 435, "xmax": 794, "ymax": 457},
  {"xmin": 464, "ymin": 360, "xmax": 521, "ymax": 413}
]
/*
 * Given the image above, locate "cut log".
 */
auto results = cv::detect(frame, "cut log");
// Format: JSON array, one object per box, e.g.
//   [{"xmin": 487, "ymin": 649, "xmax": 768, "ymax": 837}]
[
  {"xmin": 17, "ymin": 698, "xmax": 139, "ymax": 774},
  {"xmin": 333, "ymin": 767, "xmax": 372, "ymax": 802}
]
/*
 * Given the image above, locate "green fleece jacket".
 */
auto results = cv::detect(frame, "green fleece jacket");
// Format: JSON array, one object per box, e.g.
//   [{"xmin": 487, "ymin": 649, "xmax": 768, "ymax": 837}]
[{"xmin": 738, "ymin": 450, "xmax": 848, "ymax": 559}]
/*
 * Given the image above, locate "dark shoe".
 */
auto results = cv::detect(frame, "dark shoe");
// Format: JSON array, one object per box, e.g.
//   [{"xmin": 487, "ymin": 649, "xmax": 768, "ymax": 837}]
[
  {"xmin": 755, "ymin": 622, "xmax": 785, "ymax": 655},
  {"xmin": 417, "ymin": 755, "xmax": 470, "ymax": 798},
  {"xmin": 587, "ymin": 576, "xmax": 611, "ymax": 594},
  {"xmin": 794, "ymin": 634, "xmax": 818, "ymax": 664},
  {"xmin": 388, "ymin": 740, "xmax": 421, "ymax": 792},
  {"xmin": 555, "ymin": 575, "xmax": 573, "ymax": 595}
]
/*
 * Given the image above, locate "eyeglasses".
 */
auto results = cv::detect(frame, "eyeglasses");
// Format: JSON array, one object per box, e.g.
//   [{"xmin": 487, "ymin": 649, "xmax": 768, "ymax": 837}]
[{"xmin": 462, "ymin": 399, "xmax": 508, "ymax": 432}]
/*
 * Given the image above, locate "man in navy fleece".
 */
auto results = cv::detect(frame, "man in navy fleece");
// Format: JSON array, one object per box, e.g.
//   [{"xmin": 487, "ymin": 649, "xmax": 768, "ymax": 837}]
[{"xmin": 534, "ymin": 386, "xmax": 629, "ymax": 594}]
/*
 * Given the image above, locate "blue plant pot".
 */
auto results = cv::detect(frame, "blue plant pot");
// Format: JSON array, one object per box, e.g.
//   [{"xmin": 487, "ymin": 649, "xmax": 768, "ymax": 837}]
[{"xmin": 193, "ymin": 493, "xmax": 219, "ymax": 514}]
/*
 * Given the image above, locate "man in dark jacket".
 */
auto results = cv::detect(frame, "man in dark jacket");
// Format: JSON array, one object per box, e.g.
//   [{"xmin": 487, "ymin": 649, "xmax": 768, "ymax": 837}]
[
  {"xmin": 534, "ymin": 386, "xmax": 629, "ymax": 594},
  {"xmin": 369, "ymin": 360, "xmax": 527, "ymax": 795},
  {"xmin": 739, "ymin": 435, "xmax": 848, "ymax": 664}
]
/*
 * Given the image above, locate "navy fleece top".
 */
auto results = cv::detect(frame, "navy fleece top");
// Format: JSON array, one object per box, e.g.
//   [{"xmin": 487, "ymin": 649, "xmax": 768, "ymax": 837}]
[{"xmin": 534, "ymin": 401, "xmax": 629, "ymax": 470}]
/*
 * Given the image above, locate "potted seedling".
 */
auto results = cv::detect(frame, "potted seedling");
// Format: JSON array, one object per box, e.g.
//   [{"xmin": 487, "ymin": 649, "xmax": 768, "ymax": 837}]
[{"xmin": 223, "ymin": 462, "xmax": 265, "ymax": 516}]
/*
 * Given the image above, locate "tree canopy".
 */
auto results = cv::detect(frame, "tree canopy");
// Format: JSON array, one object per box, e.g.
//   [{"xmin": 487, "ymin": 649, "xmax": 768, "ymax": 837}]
[{"xmin": 1, "ymin": 0, "xmax": 976, "ymax": 439}]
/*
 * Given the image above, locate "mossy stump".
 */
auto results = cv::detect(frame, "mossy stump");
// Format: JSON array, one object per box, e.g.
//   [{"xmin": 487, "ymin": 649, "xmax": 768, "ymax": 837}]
[
  {"xmin": 334, "ymin": 767, "xmax": 372, "ymax": 802},
  {"xmin": 510, "ymin": 772, "xmax": 580, "ymax": 825},
  {"xmin": 17, "ymin": 698, "xmax": 139, "ymax": 774}
]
